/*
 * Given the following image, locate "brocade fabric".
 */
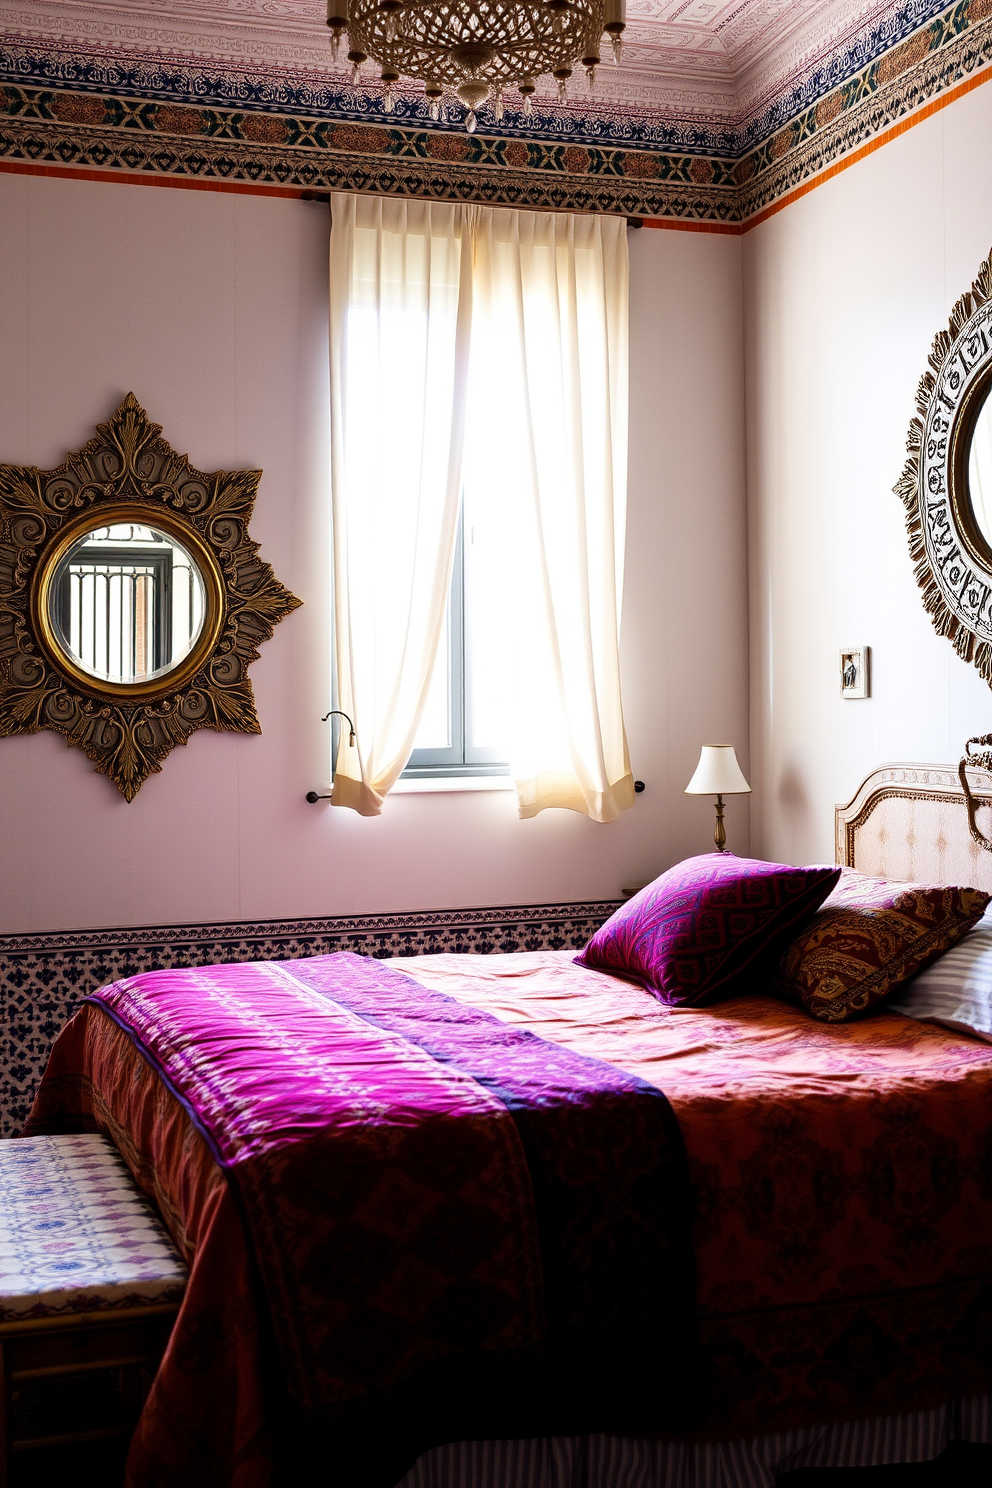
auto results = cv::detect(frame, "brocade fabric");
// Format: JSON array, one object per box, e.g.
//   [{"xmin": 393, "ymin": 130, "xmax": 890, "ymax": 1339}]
[
  {"xmin": 575, "ymin": 852, "xmax": 840, "ymax": 1005},
  {"xmin": 778, "ymin": 869, "xmax": 991, "ymax": 1022},
  {"xmin": 25, "ymin": 951, "xmax": 693, "ymax": 1488},
  {"xmin": 394, "ymin": 951, "xmax": 992, "ymax": 1444}
]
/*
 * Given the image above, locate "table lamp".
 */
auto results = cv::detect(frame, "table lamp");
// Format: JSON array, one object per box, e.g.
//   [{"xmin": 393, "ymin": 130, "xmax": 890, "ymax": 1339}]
[{"xmin": 685, "ymin": 744, "xmax": 751, "ymax": 853}]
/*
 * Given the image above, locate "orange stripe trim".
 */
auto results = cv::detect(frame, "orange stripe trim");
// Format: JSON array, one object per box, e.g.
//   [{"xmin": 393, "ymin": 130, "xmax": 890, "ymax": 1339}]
[
  {"xmin": 3, "ymin": 57, "xmax": 991, "ymax": 228},
  {"xmin": 639, "ymin": 216, "xmax": 741, "ymax": 236},
  {"xmin": 0, "ymin": 160, "xmax": 319, "ymax": 199}
]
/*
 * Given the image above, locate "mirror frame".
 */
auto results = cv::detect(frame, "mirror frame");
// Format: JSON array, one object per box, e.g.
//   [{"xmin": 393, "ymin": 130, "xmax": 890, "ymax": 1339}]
[
  {"xmin": 0, "ymin": 395, "xmax": 301, "ymax": 800},
  {"xmin": 897, "ymin": 248, "xmax": 992, "ymax": 685}
]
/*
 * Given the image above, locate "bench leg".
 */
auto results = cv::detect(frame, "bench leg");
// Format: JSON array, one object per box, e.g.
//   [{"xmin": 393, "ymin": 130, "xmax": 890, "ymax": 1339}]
[{"xmin": 0, "ymin": 1339, "xmax": 9, "ymax": 1488}]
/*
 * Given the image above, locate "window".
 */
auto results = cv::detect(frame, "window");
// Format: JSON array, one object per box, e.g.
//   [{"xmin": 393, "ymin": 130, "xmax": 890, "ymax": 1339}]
[
  {"xmin": 403, "ymin": 515, "xmax": 509, "ymax": 777},
  {"xmin": 328, "ymin": 194, "xmax": 634, "ymax": 822}
]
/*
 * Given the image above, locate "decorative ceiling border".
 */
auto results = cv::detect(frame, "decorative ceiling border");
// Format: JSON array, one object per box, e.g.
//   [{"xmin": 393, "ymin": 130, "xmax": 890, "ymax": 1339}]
[
  {"xmin": 736, "ymin": 1, "xmax": 992, "ymax": 221},
  {"xmin": 735, "ymin": 0, "xmax": 953, "ymax": 145},
  {"xmin": 0, "ymin": 0, "xmax": 965, "ymax": 156},
  {"xmin": 0, "ymin": 85, "xmax": 737, "ymax": 223},
  {"xmin": 0, "ymin": 0, "xmax": 990, "ymax": 225},
  {"xmin": 0, "ymin": 34, "xmax": 734, "ymax": 155}
]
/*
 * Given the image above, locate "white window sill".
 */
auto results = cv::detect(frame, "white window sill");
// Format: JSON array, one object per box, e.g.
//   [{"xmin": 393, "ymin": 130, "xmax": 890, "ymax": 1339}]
[{"xmin": 392, "ymin": 774, "xmax": 515, "ymax": 794}]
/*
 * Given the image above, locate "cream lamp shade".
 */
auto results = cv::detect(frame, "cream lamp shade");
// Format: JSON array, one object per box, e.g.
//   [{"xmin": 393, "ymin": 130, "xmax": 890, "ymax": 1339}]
[
  {"xmin": 685, "ymin": 745, "xmax": 751, "ymax": 798},
  {"xmin": 685, "ymin": 744, "xmax": 751, "ymax": 852}
]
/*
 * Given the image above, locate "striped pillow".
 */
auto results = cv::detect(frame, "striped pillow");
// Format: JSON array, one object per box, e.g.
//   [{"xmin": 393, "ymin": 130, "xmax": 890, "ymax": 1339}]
[{"xmin": 889, "ymin": 903, "xmax": 992, "ymax": 1042}]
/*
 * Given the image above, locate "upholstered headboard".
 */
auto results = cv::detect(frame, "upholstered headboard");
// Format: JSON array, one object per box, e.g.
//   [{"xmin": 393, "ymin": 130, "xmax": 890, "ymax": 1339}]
[{"xmin": 836, "ymin": 764, "xmax": 992, "ymax": 890}]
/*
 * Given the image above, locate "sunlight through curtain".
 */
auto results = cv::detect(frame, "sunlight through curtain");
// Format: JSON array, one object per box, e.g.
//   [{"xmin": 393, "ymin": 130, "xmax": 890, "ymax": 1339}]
[
  {"xmin": 329, "ymin": 195, "xmax": 632, "ymax": 823},
  {"xmin": 329, "ymin": 193, "xmax": 474, "ymax": 815},
  {"xmin": 467, "ymin": 209, "xmax": 632, "ymax": 822}
]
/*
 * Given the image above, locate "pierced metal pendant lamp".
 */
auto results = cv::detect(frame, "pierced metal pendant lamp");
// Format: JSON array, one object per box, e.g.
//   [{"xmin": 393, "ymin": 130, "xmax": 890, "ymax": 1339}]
[{"xmin": 326, "ymin": 0, "xmax": 626, "ymax": 131}]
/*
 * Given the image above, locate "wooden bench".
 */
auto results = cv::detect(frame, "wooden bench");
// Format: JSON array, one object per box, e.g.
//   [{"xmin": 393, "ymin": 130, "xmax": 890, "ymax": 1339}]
[{"xmin": 0, "ymin": 1134, "xmax": 187, "ymax": 1485}]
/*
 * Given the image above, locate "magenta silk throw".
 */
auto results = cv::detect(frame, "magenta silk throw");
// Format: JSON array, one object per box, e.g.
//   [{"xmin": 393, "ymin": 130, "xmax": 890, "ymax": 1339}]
[
  {"xmin": 576, "ymin": 853, "xmax": 842, "ymax": 1005},
  {"xmin": 86, "ymin": 952, "xmax": 695, "ymax": 1484}
]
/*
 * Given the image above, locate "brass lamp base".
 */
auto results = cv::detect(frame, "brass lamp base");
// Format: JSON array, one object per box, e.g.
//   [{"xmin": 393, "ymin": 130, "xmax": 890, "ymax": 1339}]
[{"xmin": 713, "ymin": 793, "xmax": 726, "ymax": 852}]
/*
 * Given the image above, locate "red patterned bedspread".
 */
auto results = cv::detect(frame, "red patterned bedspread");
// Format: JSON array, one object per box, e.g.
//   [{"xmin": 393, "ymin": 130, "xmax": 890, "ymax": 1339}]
[
  {"xmin": 387, "ymin": 951, "xmax": 992, "ymax": 1437},
  {"xmin": 23, "ymin": 948, "xmax": 992, "ymax": 1485}
]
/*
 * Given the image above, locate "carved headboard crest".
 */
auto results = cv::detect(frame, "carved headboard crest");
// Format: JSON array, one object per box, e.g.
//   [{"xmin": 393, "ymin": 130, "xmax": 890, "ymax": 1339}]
[{"xmin": 836, "ymin": 762, "xmax": 992, "ymax": 891}]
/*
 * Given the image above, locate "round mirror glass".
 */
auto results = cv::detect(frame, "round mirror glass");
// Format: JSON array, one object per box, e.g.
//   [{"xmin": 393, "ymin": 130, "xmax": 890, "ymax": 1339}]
[
  {"xmin": 48, "ymin": 522, "xmax": 207, "ymax": 686},
  {"xmin": 969, "ymin": 388, "xmax": 992, "ymax": 552}
]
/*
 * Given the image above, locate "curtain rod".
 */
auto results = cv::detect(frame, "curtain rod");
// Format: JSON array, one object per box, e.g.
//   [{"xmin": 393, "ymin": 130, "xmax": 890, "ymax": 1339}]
[{"xmin": 300, "ymin": 190, "xmax": 643, "ymax": 227}]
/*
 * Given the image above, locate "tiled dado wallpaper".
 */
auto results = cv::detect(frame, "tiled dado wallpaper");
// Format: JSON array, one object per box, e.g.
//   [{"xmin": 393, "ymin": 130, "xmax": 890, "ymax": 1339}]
[
  {"xmin": 1, "ymin": 0, "xmax": 992, "ymax": 224},
  {"xmin": 0, "ymin": 900, "xmax": 619, "ymax": 1137}
]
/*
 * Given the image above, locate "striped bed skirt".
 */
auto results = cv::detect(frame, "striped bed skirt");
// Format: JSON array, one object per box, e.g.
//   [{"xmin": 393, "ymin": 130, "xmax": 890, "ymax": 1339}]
[{"xmin": 399, "ymin": 1394, "xmax": 992, "ymax": 1488}]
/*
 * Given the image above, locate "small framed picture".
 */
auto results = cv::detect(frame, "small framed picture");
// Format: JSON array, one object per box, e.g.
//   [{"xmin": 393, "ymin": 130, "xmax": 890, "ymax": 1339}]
[{"xmin": 840, "ymin": 646, "xmax": 870, "ymax": 699}]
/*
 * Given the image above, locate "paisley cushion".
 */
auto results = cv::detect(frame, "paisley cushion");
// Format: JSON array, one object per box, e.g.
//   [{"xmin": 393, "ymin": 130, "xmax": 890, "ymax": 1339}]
[
  {"xmin": 575, "ymin": 852, "xmax": 840, "ymax": 1006},
  {"xmin": 778, "ymin": 869, "xmax": 992, "ymax": 1023}
]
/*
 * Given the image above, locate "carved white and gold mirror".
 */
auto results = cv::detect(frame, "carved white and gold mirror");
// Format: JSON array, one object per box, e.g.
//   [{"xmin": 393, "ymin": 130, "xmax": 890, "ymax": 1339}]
[
  {"xmin": 0, "ymin": 395, "xmax": 301, "ymax": 799},
  {"xmin": 897, "ymin": 250, "xmax": 992, "ymax": 683}
]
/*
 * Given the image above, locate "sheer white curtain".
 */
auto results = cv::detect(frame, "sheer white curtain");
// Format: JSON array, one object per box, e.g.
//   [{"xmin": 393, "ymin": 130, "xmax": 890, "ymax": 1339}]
[
  {"xmin": 329, "ymin": 195, "xmax": 632, "ymax": 823},
  {"xmin": 329, "ymin": 193, "xmax": 474, "ymax": 815},
  {"xmin": 466, "ymin": 209, "xmax": 633, "ymax": 822}
]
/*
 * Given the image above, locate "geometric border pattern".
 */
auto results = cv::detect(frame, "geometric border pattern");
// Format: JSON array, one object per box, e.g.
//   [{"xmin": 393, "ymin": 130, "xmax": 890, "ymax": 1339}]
[
  {"xmin": 0, "ymin": 899, "xmax": 620, "ymax": 1136},
  {"xmin": 733, "ymin": 0, "xmax": 958, "ymax": 153},
  {"xmin": 1, "ymin": 3, "xmax": 991, "ymax": 225},
  {"xmin": 0, "ymin": 0, "xmax": 969, "ymax": 158},
  {"xmin": 0, "ymin": 85, "xmax": 737, "ymax": 224},
  {"xmin": 736, "ymin": 4, "xmax": 992, "ymax": 222}
]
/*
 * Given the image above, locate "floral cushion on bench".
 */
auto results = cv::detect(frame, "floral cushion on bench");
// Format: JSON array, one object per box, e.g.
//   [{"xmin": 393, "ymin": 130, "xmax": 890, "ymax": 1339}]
[{"xmin": 0, "ymin": 1133, "xmax": 187, "ymax": 1321}]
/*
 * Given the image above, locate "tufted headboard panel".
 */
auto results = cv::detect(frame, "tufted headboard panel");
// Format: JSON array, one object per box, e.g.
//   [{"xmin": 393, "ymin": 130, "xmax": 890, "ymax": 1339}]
[{"xmin": 836, "ymin": 764, "xmax": 992, "ymax": 889}]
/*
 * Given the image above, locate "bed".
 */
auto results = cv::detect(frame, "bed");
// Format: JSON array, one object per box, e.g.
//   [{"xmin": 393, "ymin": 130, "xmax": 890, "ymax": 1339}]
[{"xmin": 20, "ymin": 762, "xmax": 992, "ymax": 1488}]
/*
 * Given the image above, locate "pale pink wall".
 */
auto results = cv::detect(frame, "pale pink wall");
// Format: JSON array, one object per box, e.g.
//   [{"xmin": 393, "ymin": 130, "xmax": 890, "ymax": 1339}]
[
  {"xmin": 625, "ymin": 226, "xmax": 750, "ymax": 876},
  {"xmin": 0, "ymin": 175, "xmax": 748, "ymax": 932},
  {"xmin": 744, "ymin": 80, "xmax": 992, "ymax": 866}
]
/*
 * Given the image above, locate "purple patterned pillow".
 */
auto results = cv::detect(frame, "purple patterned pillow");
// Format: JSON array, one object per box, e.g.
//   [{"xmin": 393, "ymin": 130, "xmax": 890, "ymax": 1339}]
[{"xmin": 576, "ymin": 853, "xmax": 841, "ymax": 1007}]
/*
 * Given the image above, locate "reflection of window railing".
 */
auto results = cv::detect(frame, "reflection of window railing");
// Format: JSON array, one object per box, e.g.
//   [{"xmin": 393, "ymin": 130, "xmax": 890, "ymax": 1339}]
[
  {"xmin": 65, "ymin": 559, "xmax": 161, "ymax": 681},
  {"xmin": 57, "ymin": 540, "xmax": 201, "ymax": 683}
]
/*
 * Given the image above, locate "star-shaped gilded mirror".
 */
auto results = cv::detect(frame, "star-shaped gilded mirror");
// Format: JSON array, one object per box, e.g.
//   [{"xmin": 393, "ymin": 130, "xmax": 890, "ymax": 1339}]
[{"xmin": 0, "ymin": 395, "xmax": 301, "ymax": 799}]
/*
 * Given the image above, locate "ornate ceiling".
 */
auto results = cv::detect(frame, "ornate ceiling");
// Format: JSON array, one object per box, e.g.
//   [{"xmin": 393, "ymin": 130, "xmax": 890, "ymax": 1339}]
[
  {"xmin": 0, "ymin": 0, "xmax": 956, "ymax": 134},
  {"xmin": 0, "ymin": 0, "xmax": 985, "ymax": 222}
]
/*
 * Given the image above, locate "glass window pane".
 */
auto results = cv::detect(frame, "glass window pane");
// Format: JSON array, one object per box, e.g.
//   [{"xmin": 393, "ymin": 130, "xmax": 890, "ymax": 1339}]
[
  {"xmin": 412, "ymin": 606, "xmax": 452, "ymax": 750},
  {"xmin": 463, "ymin": 499, "xmax": 512, "ymax": 759}
]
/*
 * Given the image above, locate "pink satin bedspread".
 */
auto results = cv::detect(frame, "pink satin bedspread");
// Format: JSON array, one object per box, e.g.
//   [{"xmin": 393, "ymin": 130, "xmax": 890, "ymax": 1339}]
[{"xmin": 387, "ymin": 950, "xmax": 992, "ymax": 1436}]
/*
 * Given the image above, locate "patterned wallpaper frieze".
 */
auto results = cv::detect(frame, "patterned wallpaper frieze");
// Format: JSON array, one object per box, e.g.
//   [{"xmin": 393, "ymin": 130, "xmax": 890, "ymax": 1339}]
[
  {"xmin": 0, "ymin": 0, "xmax": 970, "ymax": 156},
  {"xmin": 733, "ymin": 0, "xmax": 981, "ymax": 141},
  {"xmin": 736, "ymin": 1, "xmax": 992, "ymax": 220},
  {"xmin": 1, "ymin": 0, "xmax": 991, "ymax": 222},
  {"xmin": 0, "ymin": 80, "xmax": 738, "ymax": 221}
]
